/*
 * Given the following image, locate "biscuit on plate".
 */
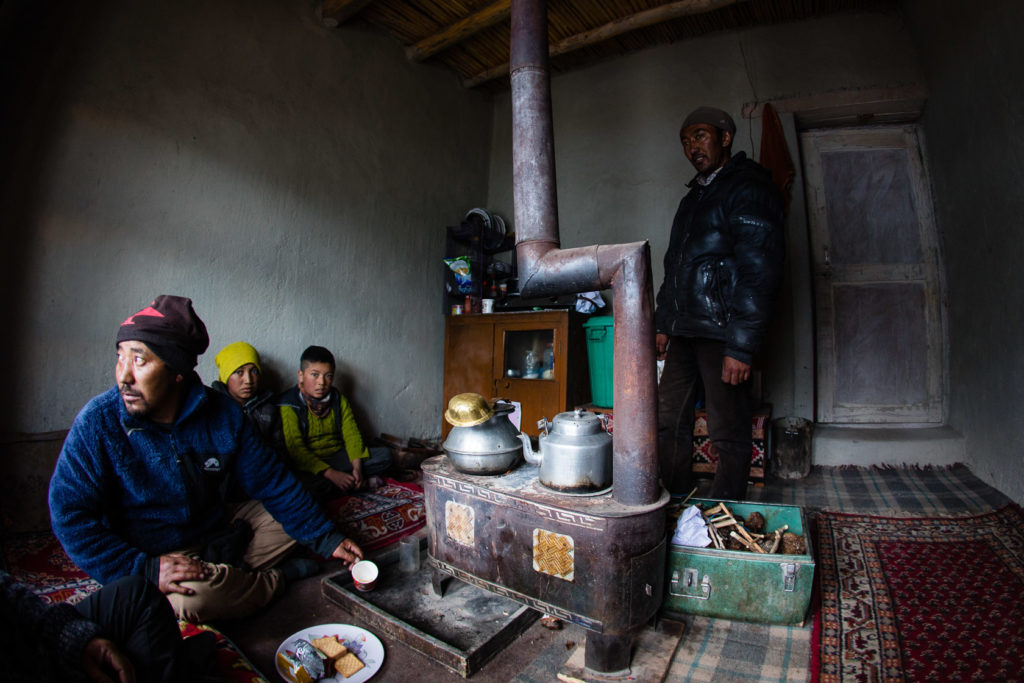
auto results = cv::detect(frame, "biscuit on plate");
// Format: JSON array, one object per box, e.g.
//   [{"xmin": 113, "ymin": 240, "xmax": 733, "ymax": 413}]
[
  {"xmin": 312, "ymin": 635, "xmax": 347, "ymax": 661},
  {"xmin": 334, "ymin": 652, "xmax": 365, "ymax": 678}
]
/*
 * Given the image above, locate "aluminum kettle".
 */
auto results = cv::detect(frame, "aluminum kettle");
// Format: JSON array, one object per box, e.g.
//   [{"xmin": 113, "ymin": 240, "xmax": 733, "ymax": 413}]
[
  {"xmin": 519, "ymin": 408, "xmax": 612, "ymax": 493},
  {"xmin": 443, "ymin": 396, "xmax": 524, "ymax": 475}
]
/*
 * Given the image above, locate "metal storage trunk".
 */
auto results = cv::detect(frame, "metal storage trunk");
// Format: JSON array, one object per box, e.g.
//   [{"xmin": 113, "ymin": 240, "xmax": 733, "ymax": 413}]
[{"xmin": 663, "ymin": 499, "xmax": 814, "ymax": 625}]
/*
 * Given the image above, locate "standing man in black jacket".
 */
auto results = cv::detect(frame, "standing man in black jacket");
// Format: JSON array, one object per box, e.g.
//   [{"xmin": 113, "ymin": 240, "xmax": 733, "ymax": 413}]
[{"xmin": 655, "ymin": 106, "xmax": 784, "ymax": 501}]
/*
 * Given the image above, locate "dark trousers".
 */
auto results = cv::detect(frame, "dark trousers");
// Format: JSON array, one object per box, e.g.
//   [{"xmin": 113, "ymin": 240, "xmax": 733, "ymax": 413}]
[
  {"xmin": 296, "ymin": 446, "xmax": 393, "ymax": 503},
  {"xmin": 657, "ymin": 337, "xmax": 752, "ymax": 500},
  {"xmin": 75, "ymin": 575, "xmax": 195, "ymax": 683}
]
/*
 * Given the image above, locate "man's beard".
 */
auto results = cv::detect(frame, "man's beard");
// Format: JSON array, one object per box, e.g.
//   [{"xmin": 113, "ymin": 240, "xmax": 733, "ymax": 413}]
[{"xmin": 119, "ymin": 387, "xmax": 153, "ymax": 418}]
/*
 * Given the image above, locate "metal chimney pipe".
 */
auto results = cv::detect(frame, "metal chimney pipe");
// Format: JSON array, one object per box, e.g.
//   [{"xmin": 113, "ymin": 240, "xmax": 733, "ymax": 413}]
[{"xmin": 510, "ymin": 0, "xmax": 660, "ymax": 507}]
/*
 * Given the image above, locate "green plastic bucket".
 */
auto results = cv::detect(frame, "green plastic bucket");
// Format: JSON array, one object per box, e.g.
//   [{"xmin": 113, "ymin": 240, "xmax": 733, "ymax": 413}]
[{"xmin": 583, "ymin": 315, "xmax": 614, "ymax": 408}]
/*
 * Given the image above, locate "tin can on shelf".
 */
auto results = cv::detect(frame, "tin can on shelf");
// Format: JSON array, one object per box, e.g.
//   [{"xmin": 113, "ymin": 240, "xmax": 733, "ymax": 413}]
[{"xmin": 451, "ymin": 304, "xmax": 464, "ymax": 316}]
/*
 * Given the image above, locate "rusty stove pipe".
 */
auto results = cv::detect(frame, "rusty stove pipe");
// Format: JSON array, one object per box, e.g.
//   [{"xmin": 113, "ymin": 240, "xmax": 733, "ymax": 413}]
[{"xmin": 510, "ymin": 0, "xmax": 660, "ymax": 507}]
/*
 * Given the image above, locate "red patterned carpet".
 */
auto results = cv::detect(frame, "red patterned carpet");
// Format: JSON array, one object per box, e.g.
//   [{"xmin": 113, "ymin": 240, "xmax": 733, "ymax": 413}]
[
  {"xmin": 1, "ymin": 531, "xmax": 267, "ymax": 682},
  {"xmin": 325, "ymin": 477, "xmax": 426, "ymax": 550},
  {"xmin": 0, "ymin": 529, "xmax": 100, "ymax": 605},
  {"xmin": 691, "ymin": 409, "xmax": 769, "ymax": 484},
  {"xmin": 813, "ymin": 504, "xmax": 1024, "ymax": 682}
]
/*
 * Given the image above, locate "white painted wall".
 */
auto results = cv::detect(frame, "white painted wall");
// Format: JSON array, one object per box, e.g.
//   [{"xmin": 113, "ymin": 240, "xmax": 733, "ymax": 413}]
[
  {"xmin": 5, "ymin": 0, "xmax": 1018, "ymax": 503},
  {"xmin": 903, "ymin": 0, "xmax": 1024, "ymax": 503},
  {"xmin": 0, "ymin": 0, "xmax": 492, "ymax": 438},
  {"xmin": 486, "ymin": 11, "xmax": 922, "ymax": 423}
]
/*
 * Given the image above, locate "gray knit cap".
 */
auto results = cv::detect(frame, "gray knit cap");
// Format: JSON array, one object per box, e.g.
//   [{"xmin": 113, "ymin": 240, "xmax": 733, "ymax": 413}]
[{"xmin": 680, "ymin": 106, "xmax": 736, "ymax": 139}]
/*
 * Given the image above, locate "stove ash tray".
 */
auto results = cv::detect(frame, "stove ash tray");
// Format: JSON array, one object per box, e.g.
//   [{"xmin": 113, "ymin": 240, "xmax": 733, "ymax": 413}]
[{"xmin": 321, "ymin": 537, "xmax": 539, "ymax": 678}]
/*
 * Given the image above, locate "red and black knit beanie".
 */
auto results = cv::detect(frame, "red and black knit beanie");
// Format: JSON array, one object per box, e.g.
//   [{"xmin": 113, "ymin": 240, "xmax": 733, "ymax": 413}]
[{"xmin": 116, "ymin": 295, "xmax": 210, "ymax": 375}]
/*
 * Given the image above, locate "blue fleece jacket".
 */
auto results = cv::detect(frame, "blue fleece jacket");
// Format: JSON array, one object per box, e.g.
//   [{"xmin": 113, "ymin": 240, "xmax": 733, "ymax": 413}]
[{"xmin": 49, "ymin": 382, "xmax": 344, "ymax": 585}]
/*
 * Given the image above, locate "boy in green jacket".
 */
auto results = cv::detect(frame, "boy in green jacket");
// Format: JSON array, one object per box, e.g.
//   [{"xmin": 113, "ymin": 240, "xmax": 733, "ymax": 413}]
[{"xmin": 278, "ymin": 345, "xmax": 392, "ymax": 501}]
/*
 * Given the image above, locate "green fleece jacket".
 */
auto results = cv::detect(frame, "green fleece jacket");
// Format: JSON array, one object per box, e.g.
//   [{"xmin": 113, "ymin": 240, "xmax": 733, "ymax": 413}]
[{"xmin": 278, "ymin": 386, "xmax": 369, "ymax": 476}]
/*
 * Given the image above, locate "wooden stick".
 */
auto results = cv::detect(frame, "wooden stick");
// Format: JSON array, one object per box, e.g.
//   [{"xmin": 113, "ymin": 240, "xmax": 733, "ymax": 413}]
[
  {"xmin": 679, "ymin": 486, "xmax": 699, "ymax": 507},
  {"xmin": 708, "ymin": 521, "xmax": 724, "ymax": 549},
  {"xmin": 735, "ymin": 525, "xmax": 759, "ymax": 547},
  {"xmin": 766, "ymin": 530, "xmax": 782, "ymax": 554},
  {"xmin": 703, "ymin": 503, "xmax": 727, "ymax": 517},
  {"xmin": 729, "ymin": 530, "xmax": 764, "ymax": 553}
]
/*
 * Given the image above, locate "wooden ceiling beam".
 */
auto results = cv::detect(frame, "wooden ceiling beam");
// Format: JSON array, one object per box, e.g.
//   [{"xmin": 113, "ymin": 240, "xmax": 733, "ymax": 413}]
[
  {"xmin": 319, "ymin": 0, "xmax": 375, "ymax": 28},
  {"xmin": 552, "ymin": 0, "xmax": 746, "ymax": 56},
  {"xmin": 406, "ymin": 0, "xmax": 511, "ymax": 63},
  {"xmin": 462, "ymin": 0, "xmax": 747, "ymax": 88}
]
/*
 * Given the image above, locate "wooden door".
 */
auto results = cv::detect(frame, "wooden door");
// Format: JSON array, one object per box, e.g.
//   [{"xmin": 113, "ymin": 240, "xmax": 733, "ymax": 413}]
[{"xmin": 801, "ymin": 126, "xmax": 944, "ymax": 423}]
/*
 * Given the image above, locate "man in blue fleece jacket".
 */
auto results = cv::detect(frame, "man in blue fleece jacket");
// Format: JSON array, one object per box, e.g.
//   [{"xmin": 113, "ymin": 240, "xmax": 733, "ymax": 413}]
[{"xmin": 49, "ymin": 295, "xmax": 363, "ymax": 622}]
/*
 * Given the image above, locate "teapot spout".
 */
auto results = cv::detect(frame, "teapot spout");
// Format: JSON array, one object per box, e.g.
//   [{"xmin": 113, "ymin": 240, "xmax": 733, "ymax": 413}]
[{"xmin": 520, "ymin": 432, "xmax": 542, "ymax": 466}]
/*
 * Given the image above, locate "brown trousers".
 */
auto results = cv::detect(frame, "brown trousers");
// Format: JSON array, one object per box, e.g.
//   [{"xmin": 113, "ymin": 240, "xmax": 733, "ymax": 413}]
[{"xmin": 166, "ymin": 500, "xmax": 298, "ymax": 622}]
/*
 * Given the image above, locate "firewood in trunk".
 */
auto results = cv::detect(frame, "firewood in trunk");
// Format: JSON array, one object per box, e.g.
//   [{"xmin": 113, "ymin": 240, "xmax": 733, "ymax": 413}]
[
  {"xmin": 781, "ymin": 532, "xmax": 806, "ymax": 555},
  {"xmin": 729, "ymin": 530, "xmax": 765, "ymax": 553},
  {"xmin": 745, "ymin": 511, "xmax": 766, "ymax": 534},
  {"xmin": 726, "ymin": 536, "xmax": 746, "ymax": 551}
]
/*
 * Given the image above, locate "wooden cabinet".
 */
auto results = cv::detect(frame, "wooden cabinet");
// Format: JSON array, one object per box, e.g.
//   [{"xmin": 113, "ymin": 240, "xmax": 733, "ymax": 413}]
[{"xmin": 442, "ymin": 310, "xmax": 591, "ymax": 437}]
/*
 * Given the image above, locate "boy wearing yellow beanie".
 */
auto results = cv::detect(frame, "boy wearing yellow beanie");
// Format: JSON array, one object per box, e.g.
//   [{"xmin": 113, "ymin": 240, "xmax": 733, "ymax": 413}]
[
  {"xmin": 212, "ymin": 342, "xmax": 281, "ymax": 452},
  {"xmin": 215, "ymin": 342, "xmax": 262, "ymax": 404}
]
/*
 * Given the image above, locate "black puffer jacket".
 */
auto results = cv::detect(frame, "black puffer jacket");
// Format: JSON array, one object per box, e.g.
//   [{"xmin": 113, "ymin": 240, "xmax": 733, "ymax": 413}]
[
  {"xmin": 1, "ymin": 570, "xmax": 101, "ymax": 683},
  {"xmin": 210, "ymin": 382, "xmax": 283, "ymax": 453},
  {"xmin": 654, "ymin": 152, "xmax": 784, "ymax": 365}
]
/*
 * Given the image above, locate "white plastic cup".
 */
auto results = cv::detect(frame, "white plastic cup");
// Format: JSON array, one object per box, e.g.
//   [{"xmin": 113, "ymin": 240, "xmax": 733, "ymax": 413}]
[
  {"xmin": 481, "ymin": 298, "xmax": 495, "ymax": 313},
  {"xmin": 351, "ymin": 560, "xmax": 379, "ymax": 591}
]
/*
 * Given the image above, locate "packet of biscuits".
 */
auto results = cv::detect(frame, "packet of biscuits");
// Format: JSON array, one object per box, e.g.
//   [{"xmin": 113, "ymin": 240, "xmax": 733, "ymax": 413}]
[{"xmin": 280, "ymin": 634, "xmax": 364, "ymax": 681}]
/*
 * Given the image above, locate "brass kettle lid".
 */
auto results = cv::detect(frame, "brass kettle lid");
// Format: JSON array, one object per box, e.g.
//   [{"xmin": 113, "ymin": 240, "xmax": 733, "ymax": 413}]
[{"xmin": 444, "ymin": 392, "xmax": 495, "ymax": 428}]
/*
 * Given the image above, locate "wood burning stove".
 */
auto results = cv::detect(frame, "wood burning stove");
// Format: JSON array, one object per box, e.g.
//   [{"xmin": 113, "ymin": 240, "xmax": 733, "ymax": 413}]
[
  {"xmin": 423, "ymin": 458, "xmax": 667, "ymax": 674},
  {"xmin": 423, "ymin": 0, "xmax": 667, "ymax": 674}
]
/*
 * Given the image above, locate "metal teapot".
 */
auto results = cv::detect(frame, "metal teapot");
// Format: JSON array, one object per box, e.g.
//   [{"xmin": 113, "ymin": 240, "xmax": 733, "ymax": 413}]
[
  {"xmin": 519, "ymin": 408, "xmax": 612, "ymax": 493},
  {"xmin": 443, "ymin": 393, "xmax": 524, "ymax": 475}
]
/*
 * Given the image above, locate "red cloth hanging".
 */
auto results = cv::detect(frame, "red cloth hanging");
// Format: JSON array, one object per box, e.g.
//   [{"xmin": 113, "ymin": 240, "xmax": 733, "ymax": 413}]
[{"xmin": 758, "ymin": 102, "xmax": 795, "ymax": 212}]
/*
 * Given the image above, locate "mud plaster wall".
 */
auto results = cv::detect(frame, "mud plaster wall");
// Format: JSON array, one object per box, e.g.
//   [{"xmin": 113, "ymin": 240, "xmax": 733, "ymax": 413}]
[
  {"xmin": 0, "ymin": 0, "xmax": 493, "ymax": 442},
  {"xmin": 903, "ymin": 0, "xmax": 1024, "ymax": 504},
  {"xmin": 485, "ymin": 11, "xmax": 922, "ymax": 424}
]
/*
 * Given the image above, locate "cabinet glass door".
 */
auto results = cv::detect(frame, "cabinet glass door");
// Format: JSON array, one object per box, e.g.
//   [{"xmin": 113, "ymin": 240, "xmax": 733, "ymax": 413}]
[
  {"xmin": 495, "ymin": 322, "xmax": 562, "ymax": 436},
  {"xmin": 502, "ymin": 328, "xmax": 555, "ymax": 380}
]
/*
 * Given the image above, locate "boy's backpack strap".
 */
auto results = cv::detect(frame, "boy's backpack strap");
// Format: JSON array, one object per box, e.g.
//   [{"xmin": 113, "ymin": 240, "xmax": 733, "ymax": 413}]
[{"xmin": 276, "ymin": 386, "xmax": 343, "ymax": 449}]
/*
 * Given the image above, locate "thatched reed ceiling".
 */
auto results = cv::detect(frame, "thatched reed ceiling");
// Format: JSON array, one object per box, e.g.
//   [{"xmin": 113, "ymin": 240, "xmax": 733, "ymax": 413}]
[{"xmin": 316, "ymin": 0, "xmax": 900, "ymax": 91}]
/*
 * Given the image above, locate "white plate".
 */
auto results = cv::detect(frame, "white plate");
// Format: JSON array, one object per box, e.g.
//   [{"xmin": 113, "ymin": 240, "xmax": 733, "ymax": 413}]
[
  {"xmin": 464, "ymin": 207, "xmax": 493, "ymax": 233},
  {"xmin": 275, "ymin": 623, "xmax": 384, "ymax": 682}
]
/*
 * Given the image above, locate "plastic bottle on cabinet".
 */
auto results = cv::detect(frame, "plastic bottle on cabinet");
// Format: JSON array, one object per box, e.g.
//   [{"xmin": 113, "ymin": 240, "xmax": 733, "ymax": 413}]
[{"xmin": 523, "ymin": 350, "xmax": 541, "ymax": 379}]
